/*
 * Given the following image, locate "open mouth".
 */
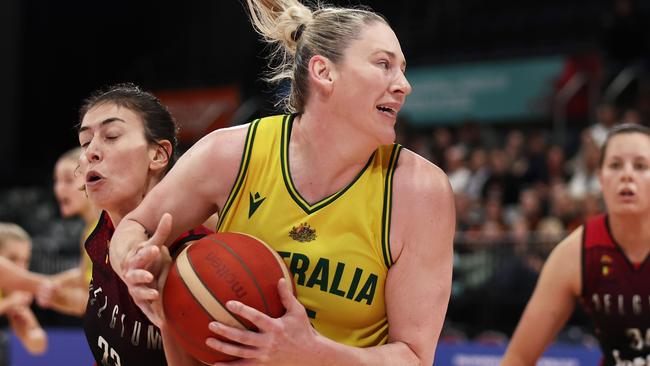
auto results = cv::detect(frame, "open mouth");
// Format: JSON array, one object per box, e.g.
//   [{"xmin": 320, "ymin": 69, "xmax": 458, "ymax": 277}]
[
  {"xmin": 619, "ymin": 188, "xmax": 635, "ymax": 197},
  {"xmin": 86, "ymin": 171, "xmax": 103, "ymax": 184},
  {"xmin": 377, "ymin": 105, "xmax": 397, "ymax": 117}
]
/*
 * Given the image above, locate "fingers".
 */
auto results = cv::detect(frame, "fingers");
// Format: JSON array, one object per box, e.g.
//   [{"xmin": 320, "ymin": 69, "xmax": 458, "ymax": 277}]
[
  {"xmin": 148, "ymin": 213, "xmax": 173, "ymax": 248},
  {"xmin": 226, "ymin": 301, "xmax": 276, "ymax": 330},
  {"xmin": 208, "ymin": 322, "xmax": 265, "ymax": 348},
  {"xmin": 277, "ymin": 278, "xmax": 299, "ymax": 312},
  {"xmin": 205, "ymin": 335, "xmax": 258, "ymax": 359},
  {"xmin": 128, "ymin": 285, "xmax": 159, "ymax": 302},
  {"xmin": 124, "ymin": 244, "xmax": 160, "ymax": 273}
]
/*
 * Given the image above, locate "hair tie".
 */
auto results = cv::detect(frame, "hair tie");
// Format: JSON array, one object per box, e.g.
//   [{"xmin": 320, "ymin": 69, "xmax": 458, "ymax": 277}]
[{"xmin": 292, "ymin": 24, "xmax": 306, "ymax": 42}]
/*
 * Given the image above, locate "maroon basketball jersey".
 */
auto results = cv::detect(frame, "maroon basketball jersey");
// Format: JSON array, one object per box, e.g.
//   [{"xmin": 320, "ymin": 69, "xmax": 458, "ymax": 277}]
[
  {"xmin": 83, "ymin": 211, "xmax": 212, "ymax": 366},
  {"xmin": 580, "ymin": 214, "xmax": 650, "ymax": 365}
]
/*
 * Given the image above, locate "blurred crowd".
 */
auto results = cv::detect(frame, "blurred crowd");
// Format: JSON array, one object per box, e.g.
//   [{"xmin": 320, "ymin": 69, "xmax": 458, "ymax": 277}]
[{"xmin": 394, "ymin": 95, "xmax": 647, "ymax": 345}]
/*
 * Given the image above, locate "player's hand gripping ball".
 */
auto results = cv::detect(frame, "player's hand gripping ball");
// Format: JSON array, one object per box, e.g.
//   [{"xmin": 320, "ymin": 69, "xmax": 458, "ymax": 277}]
[{"xmin": 163, "ymin": 232, "xmax": 294, "ymax": 364}]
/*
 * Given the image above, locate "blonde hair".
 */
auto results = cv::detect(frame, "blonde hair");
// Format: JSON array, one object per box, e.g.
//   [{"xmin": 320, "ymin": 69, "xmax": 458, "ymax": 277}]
[
  {"xmin": 246, "ymin": 0, "xmax": 387, "ymax": 113},
  {"xmin": 0, "ymin": 222, "xmax": 31, "ymax": 251},
  {"xmin": 58, "ymin": 147, "xmax": 82, "ymax": 164}
]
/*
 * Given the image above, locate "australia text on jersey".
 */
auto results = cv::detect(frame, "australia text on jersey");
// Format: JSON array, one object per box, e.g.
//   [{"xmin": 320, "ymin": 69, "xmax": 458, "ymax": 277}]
[{"xmin": 278, "ymin": 250, "xmax": 379, "ymax": 305}]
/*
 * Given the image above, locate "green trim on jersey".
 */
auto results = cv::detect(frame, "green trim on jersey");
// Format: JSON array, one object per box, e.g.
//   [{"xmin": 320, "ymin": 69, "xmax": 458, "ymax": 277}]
[
  {"xmin": 381, "ymin": 144, "xmax": 402, "ymax": 268},
  {"xmin": 217, "ymin": 114, "xmax": 401, "ymax": 347},
  {"xmin": 217, "ymin": 119, "xmax": 260, "ymax": 231}
]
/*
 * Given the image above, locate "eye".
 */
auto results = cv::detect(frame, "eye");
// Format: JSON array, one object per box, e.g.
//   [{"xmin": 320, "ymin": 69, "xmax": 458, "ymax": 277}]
[
  {"xmin": 378, "ymin": 59, "xmax": 390, "ymax": 70},
  {"xmin": 634, "ymin": 162, "xmax": 648, "ymax": 171},
  {"xmin": 608, "ymin": 161, "xmax": 622, "ymax": 169}
]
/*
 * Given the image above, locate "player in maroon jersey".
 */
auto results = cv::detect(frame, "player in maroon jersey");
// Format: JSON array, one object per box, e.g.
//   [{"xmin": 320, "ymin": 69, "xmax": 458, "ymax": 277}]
[
  {"xmin": 76, "ymin": 83, "xmax": 211, "ymax": 366},
  {"xmin": 503, "ymin": 123, "xmax": 650, "ymax": 365}
]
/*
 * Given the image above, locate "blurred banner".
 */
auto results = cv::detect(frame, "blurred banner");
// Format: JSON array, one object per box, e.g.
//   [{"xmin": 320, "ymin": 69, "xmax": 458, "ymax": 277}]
[
  {"xmin": 435, "ymin": 341, "xmax": 602, "ymax": 366},
  {"xmin": 9, "ymin": 328, "xmax": 92, "ymax": 366},
  {"xmin": 403, "ymin": 56, "xmax": 565, "ymax": 125},
  {"xmin": 156, "ymin": 86, "xmax": 240, "ymax": 147}
]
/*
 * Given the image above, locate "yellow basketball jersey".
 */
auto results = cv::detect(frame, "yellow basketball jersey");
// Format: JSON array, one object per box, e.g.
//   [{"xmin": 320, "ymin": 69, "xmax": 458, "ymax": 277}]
[
  {"xmin": 217, "ymin": 114, "xmax": 401, "ymax": 347},
  {"xmin": 82, "ymin": 218, "xmax": 98, "ymax": 284}
]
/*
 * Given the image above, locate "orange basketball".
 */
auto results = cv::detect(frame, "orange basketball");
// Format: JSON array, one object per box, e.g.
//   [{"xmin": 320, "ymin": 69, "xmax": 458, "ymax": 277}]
[{"xmin": 162, "ymin": 232, "xmax": 293, "ymax": 364}]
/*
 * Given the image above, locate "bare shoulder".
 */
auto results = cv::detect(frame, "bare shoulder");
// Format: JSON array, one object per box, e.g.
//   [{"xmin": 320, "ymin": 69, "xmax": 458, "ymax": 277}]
[
  {"xmin": 550, "ymin": 226, "xmax": 583, "ymax": 259},
  {"xmin": 393, "ymin": 148, "xmax": 453, "ymax": 209},
  {"xmin": 173, "ymin": 123, "xmax": 251, "ymax": 209},
  {"xmin": 391, "ymin": 148, "xmax": 455, "ymax": 261},
  {"xmin": 542, "ymin": 226, "xmax": 583, "ymax": 295},
  {"xmin": 183, "ymin": 124, "xmax": 250, "ymax": 166}
]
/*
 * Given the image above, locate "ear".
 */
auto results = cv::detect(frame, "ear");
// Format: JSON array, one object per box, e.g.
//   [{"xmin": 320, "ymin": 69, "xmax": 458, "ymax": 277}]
[
  {"xmin": 308, "ymin": 55, "xmax": 335, "ymax": 95},
  {"xmin": 149, "ymin": 140, "xmax": 173, "ymax": 173}
]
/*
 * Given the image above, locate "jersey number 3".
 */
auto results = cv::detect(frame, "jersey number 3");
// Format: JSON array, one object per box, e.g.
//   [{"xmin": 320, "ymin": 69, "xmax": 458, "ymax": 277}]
[{"xmin": 626, "ymin": 328, "xmax": 650, "ymax": 351}]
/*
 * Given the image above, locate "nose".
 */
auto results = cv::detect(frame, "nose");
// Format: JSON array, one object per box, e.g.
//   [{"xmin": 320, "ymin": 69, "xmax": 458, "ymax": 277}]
[
  {"xmin": 620, "ymin": 163, "xmax": 634, "ymax": 182},
  {"xmin": 83, "ymin": 138, "xmax": 102, "ymax": 163},
  {"xmin": 391, "ymin": 70, "xmax": 412, "ymax": 96}
]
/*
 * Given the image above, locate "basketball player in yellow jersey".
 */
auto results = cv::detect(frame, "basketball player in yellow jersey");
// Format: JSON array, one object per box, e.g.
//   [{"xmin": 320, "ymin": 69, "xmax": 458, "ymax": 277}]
[
  {"xmin": 216, "ymin": 114, "xmax": 399, "ymax": 347},
  {"xmin": 37, "ymin": 148, "xmax": 99, "ymax": 316},
  {"xmin": 111, "ymin": 0, "xmax": 455, "ymax": 365}
]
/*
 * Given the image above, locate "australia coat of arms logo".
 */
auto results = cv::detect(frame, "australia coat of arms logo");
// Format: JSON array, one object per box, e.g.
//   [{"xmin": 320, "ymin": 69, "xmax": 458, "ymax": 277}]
[{"xmin": 289, "ymin": 222, "xmax": 317, "ymax": 243}]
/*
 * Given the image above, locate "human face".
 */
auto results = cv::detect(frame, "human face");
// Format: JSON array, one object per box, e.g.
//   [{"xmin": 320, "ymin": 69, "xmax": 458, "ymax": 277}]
[
  {"xmin": 332, "ymin": 21, "xmax": 411, "ymax": 145},
  {"xmin": 599, "ymin": 133, "xmax": 650, "ymax": 216},
  {"xmin": 78, "ymin": 103, "xmax": 155, "ymax": 214},
  {"xmin": 53, "ymin": 157, "xmax": 88, "ymax": 218},
  {"xmin": 0, "ymin": 240, "xmax": 31, "ymax": 270}
]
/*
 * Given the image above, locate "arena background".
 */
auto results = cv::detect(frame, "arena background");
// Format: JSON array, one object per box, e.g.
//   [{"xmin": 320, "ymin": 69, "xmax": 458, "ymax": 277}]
[{"xmin": 0, "ymin": 0, "xmax": 648, "ymax": 364}]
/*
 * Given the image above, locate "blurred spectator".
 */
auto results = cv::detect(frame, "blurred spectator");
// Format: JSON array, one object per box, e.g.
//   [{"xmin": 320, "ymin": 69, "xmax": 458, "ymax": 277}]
[
  {"xmin": 445, "ymin": 145, "xmax": 471, "ymax": 193},
  {"xmin": 465, "ymin": 148, "xmax": 490, "ymax": 200},
  {"xmin": 548, "ymin": 183, "xmax": 581, "ymax": 230},
  {"xmin": 482, "ymin": 148, "xmax": 522, "ymax": 205},
  {"xmin": 543, "ymin": 145, "xmax": 570, "ymax": 186},
  {"xmin": 568, "ymin": 131, "xmax": 602, "ymax": 199},
  {"xmin": 621, "ymin": 107, "xmax": 644, "ymax": 124},
  {"xmin": 431, "ymin": 127, "xmax": 453, "ymax": 168},
  {"xmin": 588, "ymin": 102, "xmax": 619, "ymax": 147},
  {"xmin": 506, "ymin": 187, "xmax": 545, "ymax": 231}
]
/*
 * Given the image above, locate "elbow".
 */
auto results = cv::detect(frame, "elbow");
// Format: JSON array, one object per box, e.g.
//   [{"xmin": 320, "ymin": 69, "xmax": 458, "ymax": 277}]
[{"xmin": 400, "ymin": 341, "xmax": 429, "ymax": 366}]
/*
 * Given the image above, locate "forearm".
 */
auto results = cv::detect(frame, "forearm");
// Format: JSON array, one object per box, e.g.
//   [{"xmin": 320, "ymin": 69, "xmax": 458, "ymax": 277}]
[
  {"xmin": 109, "ymin": 217, "xmax": 149, "ymax": 279},
  {"xmin": 48, "ymin": 287, "xmax": 88, "ymax": 316},
  {"xmin": 0, "ymin": 258, "xmax": 43, "ymax": 293},
  {"xmin": 51, "ymin": 268, "xmax": 84, "ymax": 287},
  {"xmin": 310, "ymin": 336, "xmax": 420, "ymax": 366}
]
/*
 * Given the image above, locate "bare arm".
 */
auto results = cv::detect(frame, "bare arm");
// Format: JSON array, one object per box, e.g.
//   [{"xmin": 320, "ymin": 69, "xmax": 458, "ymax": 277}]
[
  {"xmin": 382, "ymin": 152, "xmax": 455, "ymax": 365},
  {"xmin": 313, "ymin": 155, "xmax": 455, "ymax": 365},
  {"xmin": 204, "ymin": 151, "xmax": 455, "ymax": 366},
  {"xmin": 0, "ymin": 257, "xmax": 45, "ymax": 294},
  {"xmin": 7, "ymin": 299, "xmax": 47, "ymax": 354},
  {"xmin": 110, "ymin": 125, "xmax": 247, "ymax": 279},
  {"xmin": 501, "ymin": 228, "xmax": 582, "ymax": 365},
  {"xmin": 40, "ymin": 277, "xmax": 87, "ymax": 316}
]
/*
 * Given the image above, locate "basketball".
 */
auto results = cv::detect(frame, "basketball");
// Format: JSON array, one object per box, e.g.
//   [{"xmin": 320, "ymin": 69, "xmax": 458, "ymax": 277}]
[{"xmin": 162, "ymin": 232, "xmax": 294, "ymax": 364}]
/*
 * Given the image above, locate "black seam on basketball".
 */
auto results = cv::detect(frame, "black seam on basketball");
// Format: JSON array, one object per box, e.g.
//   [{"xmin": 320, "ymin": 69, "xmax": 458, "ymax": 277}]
[
  {"xmin": 205, "ymin": 236, "xmax": 271, "ymax": 315},
  {"xmin": 183, "ymin": 251, "xmax": 247, "ymax": 330}
]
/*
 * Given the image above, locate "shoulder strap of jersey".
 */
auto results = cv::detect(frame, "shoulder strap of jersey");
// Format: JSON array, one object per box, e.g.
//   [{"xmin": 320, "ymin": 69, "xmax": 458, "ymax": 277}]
[
  {"xmin": 217, "ymin": 119, "xmax": 262, "ymax": 231},
  {"xmin": 381, "ymin": 143, "xmax": 402, "ymax": 269}
]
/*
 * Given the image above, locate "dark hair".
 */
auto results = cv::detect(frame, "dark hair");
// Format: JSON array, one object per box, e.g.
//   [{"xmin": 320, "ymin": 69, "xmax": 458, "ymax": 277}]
[
  {"xmin": 599, "ymin": 123, "xmax": 650, "ymax": 168},
  {"xmin": 78, "ymin": 83, "xmax": 179, "ymax": 173}
]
